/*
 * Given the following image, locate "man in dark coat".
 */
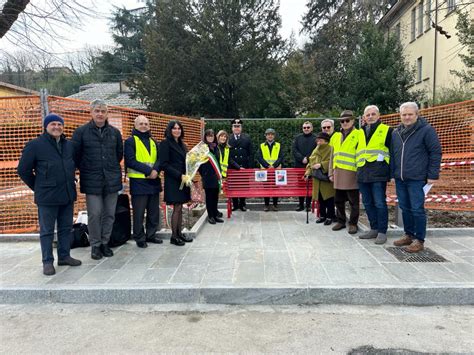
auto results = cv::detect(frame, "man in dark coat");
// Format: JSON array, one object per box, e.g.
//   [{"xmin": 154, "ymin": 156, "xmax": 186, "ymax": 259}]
[
  {"xmin": 293, "ymin": 121, "xmax": 316, "ymax": 211},
  {"xmin": 124, "ymin": 115, "xmax": 162, "ymax": 249},
  {"xmin": 391, "ymin": 102, "xmax": 441, "ymax": 253},
  {"xmin": 18, "ymin": 114, "xmax": 81, "ymax": 276},
  {"xmin": 228, "ymin": 118, "xmax": 253, "ymax": 211},
  {"xmin": 72, "ymin": 99, "xmax": 123, "ymax": 260}
]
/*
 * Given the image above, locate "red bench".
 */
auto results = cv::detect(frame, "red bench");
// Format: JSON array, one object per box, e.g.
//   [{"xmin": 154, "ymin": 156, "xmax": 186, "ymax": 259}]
[{"xmin": 222, "ymin": 168, "xmax": 312, "ymax": 218}]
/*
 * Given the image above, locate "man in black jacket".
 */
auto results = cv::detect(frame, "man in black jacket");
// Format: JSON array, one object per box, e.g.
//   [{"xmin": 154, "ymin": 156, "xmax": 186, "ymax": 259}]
[
  {"xmin": 292, "ymin": 121, "xmax": 316, "ymax": 211},
  {"xmin": 124, "ymin": 115, "xmax": 162, "ymax": 248},
  {"xmin": 228, "ymin": 118, "xmax": 253, "ymax": 211},
  {"xmin": 18, "ymin": 114, "xmax": 82, "ymax": 276},
  {"xmin": 72, "ymin": 99, "xmax": 123, "ymax": 260}
]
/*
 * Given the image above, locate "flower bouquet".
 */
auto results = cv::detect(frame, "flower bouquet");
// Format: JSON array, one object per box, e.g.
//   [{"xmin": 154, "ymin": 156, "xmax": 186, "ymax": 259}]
[{"xmin": 180, "ymin": 141, "xmax": 210, "ymax": 190}]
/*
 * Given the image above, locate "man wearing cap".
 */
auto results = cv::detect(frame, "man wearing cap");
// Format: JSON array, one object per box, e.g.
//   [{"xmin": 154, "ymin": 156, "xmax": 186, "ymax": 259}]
[
  {"xmin": 357, "ymin": 105, "xmax": 393, "ymax": 245},
  {"xmin": 329, "ymin": 110, "xmax": 361, "ymax": 234},
  {"xmin": 18, "ymin": 114, "xmax": 82, "ymax": 276},
  {"xmin": 228, "ymin": 118, "xmax": 254, "ymax": 211},
  {"xmin": 257, "ymin": 128, "xmax": 284, "ymax": 211},
  {"xmin": 124, "ymin": 115, "xmax": 163, "ymax": 249},
  {"xmin": 72, "ymin": 99, "xmax": 123, "ymax": 260},
  {"xmin": 293, "ymin": 121, "xmax": 316, "ymax": 211}
]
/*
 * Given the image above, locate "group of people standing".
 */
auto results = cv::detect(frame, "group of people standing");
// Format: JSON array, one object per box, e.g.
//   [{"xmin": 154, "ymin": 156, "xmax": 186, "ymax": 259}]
[{"xmin": 18, "ymin": 98, "xmax": 441, "ymax": 276}]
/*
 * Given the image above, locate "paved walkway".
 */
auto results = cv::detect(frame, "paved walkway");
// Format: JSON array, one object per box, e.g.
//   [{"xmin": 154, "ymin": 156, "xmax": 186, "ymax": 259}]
[{"xmin": 1, "ymin": 211, "xmax": 473, "ymax": 305}]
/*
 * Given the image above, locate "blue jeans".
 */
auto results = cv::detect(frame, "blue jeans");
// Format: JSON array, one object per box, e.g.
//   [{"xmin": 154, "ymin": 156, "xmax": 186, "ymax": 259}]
[
  {"xmin": 37, "ymin": 203, "xmax": 73, "ymax": 264},
  {"xmin": 395, "ymin": 179, "xmax": 426, "ymax": 241},
  {"xmin": 359, "ymin": 181, "xmax": 388, "ymax": 234}
]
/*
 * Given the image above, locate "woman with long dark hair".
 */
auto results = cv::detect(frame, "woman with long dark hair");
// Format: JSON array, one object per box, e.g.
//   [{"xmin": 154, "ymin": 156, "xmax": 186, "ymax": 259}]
[
  {"xmin": 199, "ymin": 129, "xmax": 224, "ymax": 224},
  {"xmin": 159, "ymin": 121, "xmax": 192, "ymax": 246}
]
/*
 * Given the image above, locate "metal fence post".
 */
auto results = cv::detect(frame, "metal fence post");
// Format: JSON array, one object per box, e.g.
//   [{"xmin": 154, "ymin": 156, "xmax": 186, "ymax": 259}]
[{"xmin": 40, "ymin": 88, "xmax": 49, "ymax": 122}]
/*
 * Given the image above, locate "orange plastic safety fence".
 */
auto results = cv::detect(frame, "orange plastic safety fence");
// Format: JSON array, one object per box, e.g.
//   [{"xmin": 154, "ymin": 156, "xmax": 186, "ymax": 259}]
[
  {"xmin": 0, "ymin": 95, "xmax": 203, "ymax": 234},
  {"xmin": 380, "ymin": 100, "xmax": 474, "ymax": 211}
]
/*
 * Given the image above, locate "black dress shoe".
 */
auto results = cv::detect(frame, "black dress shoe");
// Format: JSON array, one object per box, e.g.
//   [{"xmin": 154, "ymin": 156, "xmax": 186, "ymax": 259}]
[
  {"xmin": 58, "ymin": 256, "xmax": 82, "ymax": 266},
  {"xmin": 136, "ymin": 241, "xmax": 148, "ymax": 248},
  {"xmin": 216, "ymin": 211, "xmax": 223, "ymax": 218},
  {"xmin": 146, "ymin": 236, "xmax": 163, "ymax": 244},
  {"xmin": 295, "ymin": 206, "xmax": 304, "ymax": 212},
  {"xmin": 214, "ymin": 217, "xmax": 224, "ymax": 223},
  {"xmin": 232, "ymin": 206, "xmax": 239, "ymax": 211},
  {"xmin": 208, "ymin": 217, "xmax": 216, "ymax": 224},
  {"xmin": 91, "ymin": 246, "xmax": 103, "ymax": 260},
  {"xmin": 101, "ymin": 244, "xmax": 114, "ymax": 257},
  {"xmin": 240, "ymin": 206, "xmax": 247, "ymax": 212},
  {"xmin": 316, "ymin": 217, "xmax": 327, "ymax": 224},
  {"xmin": 324, "ymin": 218, "xmax": 333, "ymax": 225},
  {"xmin": 43, "ymin": 263, "xmax": 56, "ymax": 276},
  {"xmin": 179, "ymin": 232, "xmax": 193, "ymax": 243},
  {"xmin": 170, "ymin": 236, "xmax": 185, "ymax": 246}
]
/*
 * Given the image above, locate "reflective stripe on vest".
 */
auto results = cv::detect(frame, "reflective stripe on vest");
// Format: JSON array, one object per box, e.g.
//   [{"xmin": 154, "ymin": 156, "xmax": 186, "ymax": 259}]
[
  {"xmin": 219, "ymin": 146, "xmax": 230, "ymax": 177},
  {"xmin": 260, "ymin": 142, "xmax": 280, "ymax": 167},
  {"xmin": 127, "ymin": 136, "xmax": 157, "ymax": 179},
  {"xmin": 356, "ymin": 123, "xmax": 390, "ymax": 168},
  {"xmin": 332, "ymin": 129, "xmax": 360, "ymax": 172}
]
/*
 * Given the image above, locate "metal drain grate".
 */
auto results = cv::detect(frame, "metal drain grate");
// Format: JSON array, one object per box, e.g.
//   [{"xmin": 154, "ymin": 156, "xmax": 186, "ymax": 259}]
[{"xmin": 386, "ymin": 247, "xmax": 449, "ymax": 263}]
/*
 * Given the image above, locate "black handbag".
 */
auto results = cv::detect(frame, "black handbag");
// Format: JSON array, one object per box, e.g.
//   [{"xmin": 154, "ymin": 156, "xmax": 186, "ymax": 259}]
[{"xmin": 311, "ymin": 168, "xmax": 330, "ymax": 182}]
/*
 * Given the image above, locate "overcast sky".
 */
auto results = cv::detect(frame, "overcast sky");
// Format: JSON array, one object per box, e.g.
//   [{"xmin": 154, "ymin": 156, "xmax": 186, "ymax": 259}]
[{"xmin": 0, "ymin": 0, "xmax": 309, "ymax": 55}]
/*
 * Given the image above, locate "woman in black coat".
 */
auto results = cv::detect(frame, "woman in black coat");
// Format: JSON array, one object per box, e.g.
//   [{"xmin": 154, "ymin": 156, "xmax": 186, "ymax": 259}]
[
  {"xmin": 199, "ymin": 129, "xmax": 224, "ymax": 225},
  {"xmin": 159, "ymin": 121, "xmax": 192, "ymax": 246}
]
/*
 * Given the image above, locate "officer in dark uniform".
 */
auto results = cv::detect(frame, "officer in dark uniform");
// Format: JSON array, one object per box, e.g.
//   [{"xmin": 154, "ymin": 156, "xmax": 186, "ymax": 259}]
[{"xmin": 228, "ymin": 118, "xmax": 254, "ymax": 211}]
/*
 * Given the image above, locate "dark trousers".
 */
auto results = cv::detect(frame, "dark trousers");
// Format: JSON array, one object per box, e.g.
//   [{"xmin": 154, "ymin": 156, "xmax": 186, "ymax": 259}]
[
  {"xmin": 318, "ymin": 192, "xmax": 335, "ymax": 219},
  {"xmin": 359, "ymin": 181, "xmax": 388, "ymax": 234},
  {"xmin": 264, "ymin": 197, "xmax": 278, "ymax": 206},
  {"xmin": 37, "ymin": 203, "xmax": 73, "ymax": 264},
  {"xmin": 205, "ymin": 188, "xmax": 219, "ymax": 218},
  {"xmin": 298, "ymin": 196, "xmax": 311, "ymax": 208},
  {"xmin": 334, "ymin": 189, "xmax": 359, "ymax": 225},
  {"xmin": 131, "ymin": 193, "xmax": 160, "ymax": 242},
  {"xmin": 232, "ymin": 197, "xmax": 246, "ymax": 209},
  {"xmin": 395, "ymin": 179, "xmax": 426, "ymax": 241}
]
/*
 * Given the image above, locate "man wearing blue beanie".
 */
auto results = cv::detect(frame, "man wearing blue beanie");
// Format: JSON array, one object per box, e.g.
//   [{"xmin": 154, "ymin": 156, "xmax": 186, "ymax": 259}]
[{"xmin": 18, "ymin": 113, "xmax": 81, "ymax": 276}]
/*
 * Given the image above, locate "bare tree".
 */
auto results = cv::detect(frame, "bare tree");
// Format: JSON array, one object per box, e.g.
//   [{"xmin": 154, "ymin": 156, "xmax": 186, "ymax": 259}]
[{"xmin": 0, "ymin": 0, "xmax": 98, "ymax": 53}]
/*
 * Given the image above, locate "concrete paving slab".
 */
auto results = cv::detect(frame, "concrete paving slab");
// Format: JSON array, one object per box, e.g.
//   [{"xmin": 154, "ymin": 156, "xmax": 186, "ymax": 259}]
[{"xmin": 0, "ymin": 211, "xmax": 473, "ymax": 305}]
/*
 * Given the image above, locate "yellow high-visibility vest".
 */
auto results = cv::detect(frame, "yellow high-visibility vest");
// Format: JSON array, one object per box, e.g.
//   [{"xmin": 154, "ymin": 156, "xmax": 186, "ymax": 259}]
[
  {"xmin": 219, "ymin": 146, "xmax": 230, "ymax": 177},
  {"xmin": 127, "ymin": 136, "xmax": 157, "ymax": 179},
  {"xmin": 356, "ymin": 123, "xmax": 390, "ymax": 168},
  {"xmin": 260, "ymin": 142, "xmax": 280, "ymax": 167},
  {"xmin": 332, "ymin": 129, "xmax": 360, "ymax": 172}
]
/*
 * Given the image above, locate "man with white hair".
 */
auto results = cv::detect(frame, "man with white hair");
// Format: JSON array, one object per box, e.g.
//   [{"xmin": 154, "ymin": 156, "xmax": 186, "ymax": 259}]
[
  {"xmin": 356, "ymin": 105, "xmax": 392, "ymax": 244},
  {"xmin": 72, "ymin": 99, "xmax": 124, "ymax": 260},
  {"xmin": 124, "ymin": 115, "xmax": 163, "ymax": 248},
  {"xmin": 390, "ymin": 102, "xmax": 441, "ymax": 253}
]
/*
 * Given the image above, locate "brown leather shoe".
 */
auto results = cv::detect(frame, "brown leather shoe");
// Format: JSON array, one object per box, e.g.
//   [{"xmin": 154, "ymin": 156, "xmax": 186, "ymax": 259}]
[
  {"xmin": 348, "ymin": 224, "xmax": 358, "ymax": 234},
  {"xmin": 404, "ymin": 239, "xmax": 424, "ymax": 253},
  {"xmin": 332, "ymin": 223, "xmax": 346, "ymax": 231},
  {"xmin": 394, "ymin": 235, "xmax": 413, "ymax": 247}
]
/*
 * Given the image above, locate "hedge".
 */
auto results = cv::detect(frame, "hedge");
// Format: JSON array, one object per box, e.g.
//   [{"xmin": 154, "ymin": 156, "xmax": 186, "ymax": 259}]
[{"xmin": 204, "ymin": 118, "xmax": 343, "ymax": 168}]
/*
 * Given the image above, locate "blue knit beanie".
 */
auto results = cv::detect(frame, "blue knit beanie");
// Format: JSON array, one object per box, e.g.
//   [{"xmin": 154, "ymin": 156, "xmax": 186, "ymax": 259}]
[{"xmin": 43, "ymin": 114, "xmax": 64, "ymax": 129}]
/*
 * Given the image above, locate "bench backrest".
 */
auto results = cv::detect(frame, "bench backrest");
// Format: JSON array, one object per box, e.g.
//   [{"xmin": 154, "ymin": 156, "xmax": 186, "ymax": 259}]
[{"xmin": 223, "ymin": 168, "xmax": 311, "ymax": 198}]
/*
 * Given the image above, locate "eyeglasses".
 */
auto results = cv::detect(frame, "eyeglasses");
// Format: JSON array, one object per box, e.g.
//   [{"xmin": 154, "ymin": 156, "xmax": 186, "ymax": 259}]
[
  {"xmin": 340, "ymin": 119, "xmax": 352, "ymax": 124},
  {"xmin": 322, "ymin": 126, "xmax": 331, "ymax": 129},
  {"xmin": 302, "ymin": 126, "xmax": 311, "ymax": 129}
]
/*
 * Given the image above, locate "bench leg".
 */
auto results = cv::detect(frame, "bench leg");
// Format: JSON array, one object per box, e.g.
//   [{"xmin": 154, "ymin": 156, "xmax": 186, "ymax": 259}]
[{"xmin": 227, "ymin": 198, "xmax": 232, "ymax": 218}]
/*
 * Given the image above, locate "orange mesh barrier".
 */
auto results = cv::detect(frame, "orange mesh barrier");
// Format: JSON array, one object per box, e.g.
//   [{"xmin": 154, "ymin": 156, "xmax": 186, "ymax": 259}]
[
  {"xmin": 380, "ymin": 100, "xmax": 474, "ymax": 211},
  {"xmin": 0, "ymin": 95, "xmax": 203, "ymax": 233}
]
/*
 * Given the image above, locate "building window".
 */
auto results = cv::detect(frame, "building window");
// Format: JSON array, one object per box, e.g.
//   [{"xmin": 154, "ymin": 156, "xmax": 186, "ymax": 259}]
[
  {"xmin": 395, "ymin": 23, "xmax": 401, "ymax": 41},
  {"xmin": 411, "ymin": 8, "xmax": 416, "ymax": 41},
  {"xmin": 425, "ymin": 0, "xmax": 431, "ymax": 31},
  {"xmin": 418, "ymin": 1, "xmax": 424, "ymax": 35},
  {"xmin": 417, "ymin": 57, "xmax": 423, "ymax": 83},
  {"xmin": 447, "ymin": 0, "xmax": 456, "ymax": 13}
]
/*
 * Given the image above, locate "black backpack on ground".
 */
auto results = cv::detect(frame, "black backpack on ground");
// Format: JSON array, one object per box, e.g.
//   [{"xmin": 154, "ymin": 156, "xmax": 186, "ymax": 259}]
[
  {"xmin": 71, "ymin": 223, "xmax": 90, "ymax": 249},
  {"xmin": 108, "ymin": 193, "xmax": 132, "ymax": 247}
]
